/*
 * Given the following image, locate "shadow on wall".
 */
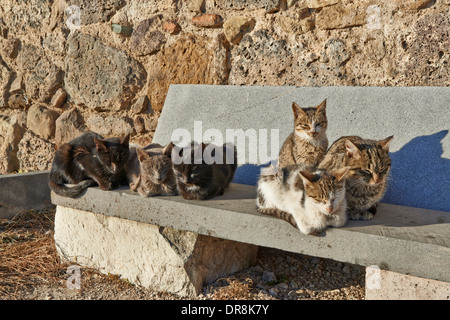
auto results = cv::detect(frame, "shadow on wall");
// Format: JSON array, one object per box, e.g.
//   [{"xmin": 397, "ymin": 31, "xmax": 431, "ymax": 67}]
[
  {"xmin": 384, "ymin": 130, "xmax": 450, "ymax": 213},
  {"xmin": 233, "ymin": 130, "xmax": 450, "ymax": 213}
]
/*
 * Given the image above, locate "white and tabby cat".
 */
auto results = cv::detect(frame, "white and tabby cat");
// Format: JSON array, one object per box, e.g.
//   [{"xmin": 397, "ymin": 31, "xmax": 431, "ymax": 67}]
[{"xmin": 256, "ymin": 164, "xmax": 350, "ymax": 235}]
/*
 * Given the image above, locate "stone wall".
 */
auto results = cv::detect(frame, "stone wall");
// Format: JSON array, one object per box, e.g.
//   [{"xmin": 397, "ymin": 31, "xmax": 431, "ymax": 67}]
[{"xmin": 0, "ymin": 0, "xmax": 448, "ymax": 173}]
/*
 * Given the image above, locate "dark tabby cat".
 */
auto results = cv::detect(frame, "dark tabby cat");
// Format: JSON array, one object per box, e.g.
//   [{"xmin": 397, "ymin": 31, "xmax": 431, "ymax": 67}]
[
  {"xmin": 49, "ymin": 131, "xmax": 130, "ymax": 198},
  {"xmin": 318, "ymin": 135, "xmax": 393, "ymax": 220},
  {"xmin": 170, "ymin": 142, "xmax": 237, "ymax": 200},
  {"xmin": 126, "ymin": 143, "xmax": 177, "ymax": 197}
]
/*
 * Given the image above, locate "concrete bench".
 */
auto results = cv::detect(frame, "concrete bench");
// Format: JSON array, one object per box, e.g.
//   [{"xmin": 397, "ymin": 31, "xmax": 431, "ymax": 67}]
[
  {"xmin": 0, "ymin": 171, "xmax": 52, "ymax": 219},
  {"xmin": 52, "ymin": 85, "xmax": 450, "ymax": 299}
]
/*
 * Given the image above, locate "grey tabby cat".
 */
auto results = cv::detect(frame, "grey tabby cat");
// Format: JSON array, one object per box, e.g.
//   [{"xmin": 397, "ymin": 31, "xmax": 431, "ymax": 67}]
[
  {"xmin": 257, "ymin": 164, "xmax": 350, "ymax": 235},
  {"xmin": 318, "ymin": 135, "xmax": 393, "ymax": 220},
  {"xmin": 278, "ymin": 99, "xmax": 328, "ymax": 170},
  {"xmin": 126, "ymin": 143, "xmax": 177, "ymax": 197}
]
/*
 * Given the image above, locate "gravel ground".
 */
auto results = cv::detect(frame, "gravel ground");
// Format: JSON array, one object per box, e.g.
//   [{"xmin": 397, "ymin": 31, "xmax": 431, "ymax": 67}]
[{"xmin": 0, "ymin": 209, "xmax": 365, "ymax": 300}]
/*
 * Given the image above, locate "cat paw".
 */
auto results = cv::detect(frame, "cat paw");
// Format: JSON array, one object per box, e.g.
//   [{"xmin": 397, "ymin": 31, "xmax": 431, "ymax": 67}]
[
  {"xmin": 349, "ymin": 210, "xmax": 374, "ymax": 221},
  {"xmin": 99, "ymin": 182, "xmax": 113, "ymax": 191},
  {"xmin": 368, "ymin": 205, "xmax": 377, "ymax": 215}
]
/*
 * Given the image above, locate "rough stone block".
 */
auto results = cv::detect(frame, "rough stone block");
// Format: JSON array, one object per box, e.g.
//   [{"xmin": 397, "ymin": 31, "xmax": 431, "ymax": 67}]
[
  {"xmin": 223, "ymin": 16, "xmax": 256, "ymax": 44},
  {"xmin": 65, "ymin": 32, "xmax": 147, "ymax": 111},
  {"xmin": 54, "ymin": 206, "xmax": 258, "ymax": 297},
  {"xmin": 54, "ymin": 107, "xmax": 86, "ymax": 147},
  {"xmin": 366, "ymin": 266, "xmax": 450, "ymax": 300},
  {"xmin": 0, "ymin": 115, "xmax": 25, "ymax": 173},
  {"xmin": 0, "ymin": 171, "xmax": 51, "ymax": 219},
  {"xmin": 316, "ymin": 3, "xmax": 366, "ymax": 30},
  {"xmin": 131, "ymin": 15, "xmax": 166, "ymax": 56},
  {"xmin": 147, "ymin": 34, "xmax": 228, "ymax": 111},
  {"xmin": 26, "ymin": 104, "xmax": 59, "ymax": 140}
]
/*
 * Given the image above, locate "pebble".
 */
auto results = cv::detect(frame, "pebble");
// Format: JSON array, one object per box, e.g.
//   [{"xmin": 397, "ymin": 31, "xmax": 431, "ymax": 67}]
[
  {"xmin": 163, "ymin": 20, "xmax": 181, "ymax": 34},
  {"xmin": 191, "ymin": 14, "xmax": 223, "ymax": 28},
  {"xmin": 262, "ymin": 271, "xmax": 277, "ymax": 284},
  {"xmin": 342, "ymin": 265, "xmax": 351, "ymax": 274},
  {"xmin": 202, "ymin": 247, "xmax": 365, "ymax": 300}
]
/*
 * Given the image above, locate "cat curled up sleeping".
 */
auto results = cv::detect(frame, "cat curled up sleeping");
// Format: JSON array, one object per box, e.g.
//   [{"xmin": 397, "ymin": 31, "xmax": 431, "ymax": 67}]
[
  {"xmin": 126, "ymin": 143, "xmax": 177, "ymax": 197},
  {"xmin": 278, "ymin": 99, "xmax": 328, "ymax": 170},
  {"xmin": 170, "ymin": 142, "xmax": 237, "ymax": 200},
  {"xmin": 319, "ymin": 135, "xmax": 393, "ymax": 221},
  {"xmin": 49, "ymin": 131, "xmax": 130, "ymax": 198},
  {"xmin": 257, "ymin": 164, "xmax": 350, "ymax": 235}
]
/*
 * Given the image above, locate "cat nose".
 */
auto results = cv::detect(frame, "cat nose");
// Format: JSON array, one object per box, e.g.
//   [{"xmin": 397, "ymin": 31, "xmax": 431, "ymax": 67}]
[{"xmin": 326, "ymin": 206, "xmax": 333, "ymax": 213}]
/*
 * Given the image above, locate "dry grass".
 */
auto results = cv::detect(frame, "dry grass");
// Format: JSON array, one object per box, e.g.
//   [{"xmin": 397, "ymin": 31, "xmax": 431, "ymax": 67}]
[
  {"xmin": 0, "ymin": 208, "xmax": 69, "ymax": 298},
  {"xmin": 0, "ymin": 208, "xmax": 167, "ymax": 300},
  {"xmin": 205, "ymin": 277, "xmax": 273, "ymax": 300},
  {"xmin": 0, "ymin": 207, "xmax": 365, "ymax": 300}
]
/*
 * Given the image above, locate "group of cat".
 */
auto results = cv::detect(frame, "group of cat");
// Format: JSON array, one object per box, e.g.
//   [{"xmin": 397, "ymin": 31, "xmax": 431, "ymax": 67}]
[
  {"xmin": 257, "ymin": 99, "xmax": 393, "ymax": 235},
  {"xmin": 48, "ymin": 98, "xmax": 392, "ymax": 236},
  {"xmin": 48, "ymin": 132, "xmax": 237, "ymax": 201}
]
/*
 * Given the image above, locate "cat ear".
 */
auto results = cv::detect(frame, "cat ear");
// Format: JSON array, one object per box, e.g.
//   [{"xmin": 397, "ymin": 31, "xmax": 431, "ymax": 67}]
[
  {"xmin": 136, "ymin": 148, "xmax": 150, "ymax": 162},
  {"xmin": 163, "ymin": 142, "xmax": 175, "ymax": 158},
  {"xmin": 345, "ymin": 140, "xmax": 361, "ymax": 159},
  {"xmin": 332, "ymin": 166, "xmax": 350, "ymax": 182},
  {"xmin": 120, "ymin": 133, "xmax": 130, "ymax": 146},
  {"xmin": 378, "ymin": 135, "xmax": 393, "ymax": 152},
  {"xmin": 292, "ymin": 102, "xmax": 305, "ymax": 118},
  {"xmin": 94, "ymin": 138, "xmax": 108, "ymax": 152},
  {"xmin": 299, "ymin": 170, "xmax": 316, "ymax": 185},
  {"xmin": 316, "ymin": 99, "xmax": 327, "ymax": 114}
]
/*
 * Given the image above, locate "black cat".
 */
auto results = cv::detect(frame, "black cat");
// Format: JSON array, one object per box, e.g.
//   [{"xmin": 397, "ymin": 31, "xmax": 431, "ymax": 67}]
[
  {"xmin": 49, "ymin": 131, "xmax": 130, "ymax": 198},
  {"xmin": 169, "ymin": 142, "xmax": 237, "ymax": 200}
]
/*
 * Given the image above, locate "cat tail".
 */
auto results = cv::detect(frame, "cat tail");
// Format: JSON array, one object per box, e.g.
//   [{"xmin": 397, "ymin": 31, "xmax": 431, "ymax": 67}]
[
  {"xmin": 257, "ymin": 207, "xmax": 298, "ymax": 229},
  {"xmin": 49, "ymin": 178, "xmax": 97, "ymax": 198}
]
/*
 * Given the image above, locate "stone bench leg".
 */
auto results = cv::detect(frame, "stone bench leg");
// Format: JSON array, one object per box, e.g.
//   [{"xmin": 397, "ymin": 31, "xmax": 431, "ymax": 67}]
[
  {"xmin": 54, "ymin": 206, "xmax": 258, "ymax": 297},
  {"xmin": 365, "ymin": 266, "xmax": 450, "ymax": 300}
]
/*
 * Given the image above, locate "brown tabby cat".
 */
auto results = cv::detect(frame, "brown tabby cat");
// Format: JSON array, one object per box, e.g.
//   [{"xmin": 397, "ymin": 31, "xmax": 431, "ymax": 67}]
[
  {"xmin": 126, "ymin": 143, "xmax": 177, "ymax": 197},
  {"xmin": 318, "ymin": 135, "xmax": 393, "ymax": 220},
  {"xmin": 278, "ymin": 99, "xmax": 328, "ymax": 170}
]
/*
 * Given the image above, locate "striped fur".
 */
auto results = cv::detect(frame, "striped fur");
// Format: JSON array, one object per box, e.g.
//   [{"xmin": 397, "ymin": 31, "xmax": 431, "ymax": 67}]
[
  {"xmin": 258, "ymin": 208, "xmax": 298, "ymax": 228},
  {"xmin": 319, "ymin": 135, "xmax": 393, "ymax": 220},
  {"xmin": 278, "ymin": 100, "xmax": 328, "ymax": 170}
]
